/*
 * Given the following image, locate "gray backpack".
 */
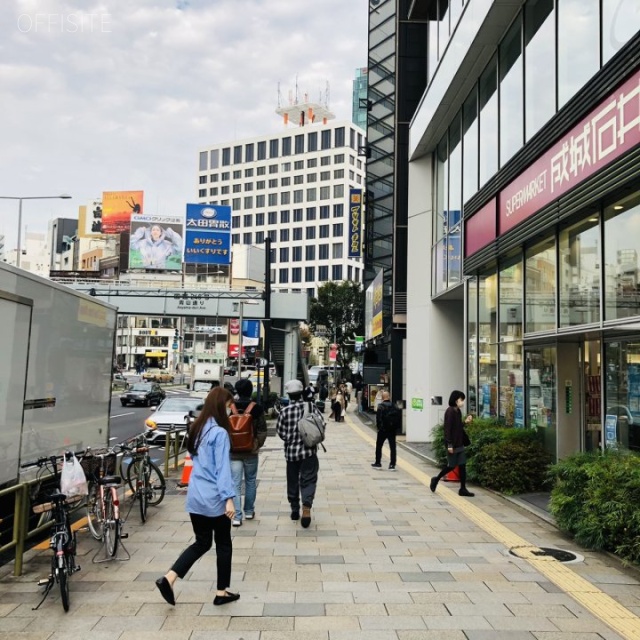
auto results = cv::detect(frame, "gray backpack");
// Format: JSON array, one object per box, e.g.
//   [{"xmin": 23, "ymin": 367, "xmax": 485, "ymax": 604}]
[{"xmin": 297, "ymin": 401, "xmax": 326, "ymax": 449}]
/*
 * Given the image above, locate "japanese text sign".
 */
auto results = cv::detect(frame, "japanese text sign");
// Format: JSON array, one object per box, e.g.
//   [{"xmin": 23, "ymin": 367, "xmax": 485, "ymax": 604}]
[
  {"xmin": 184, "ymin": 204, "xmax": 232, "ymax": 265},
  {"xmin": 348, "ymin": 188, "xmax": 362, "ymax": 257}
]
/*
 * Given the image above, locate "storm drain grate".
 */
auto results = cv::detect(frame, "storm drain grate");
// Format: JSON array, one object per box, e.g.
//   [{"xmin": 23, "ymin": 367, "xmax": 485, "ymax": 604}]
[{"xmin": 510, "ymin": 546, "xmax": 579, "ymax": 563}]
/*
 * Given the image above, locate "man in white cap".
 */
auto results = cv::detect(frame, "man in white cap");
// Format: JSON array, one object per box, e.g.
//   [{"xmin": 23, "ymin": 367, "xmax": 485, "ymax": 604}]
[{"xmin": 276, "ymin": 379, "xmax": 325, "ymax": 528}]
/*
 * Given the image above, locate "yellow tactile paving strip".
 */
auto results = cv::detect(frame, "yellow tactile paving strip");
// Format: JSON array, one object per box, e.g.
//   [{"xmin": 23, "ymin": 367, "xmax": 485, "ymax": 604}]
[{"xmin": 348, "ymin": 414, "xmax": 640, "ymax": 640}]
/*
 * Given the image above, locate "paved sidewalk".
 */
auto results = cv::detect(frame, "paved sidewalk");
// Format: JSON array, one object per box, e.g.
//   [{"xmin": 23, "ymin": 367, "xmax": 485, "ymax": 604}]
[{"xmin": 1, "ymin": 407, "xmax": 640, "ymax": 639}]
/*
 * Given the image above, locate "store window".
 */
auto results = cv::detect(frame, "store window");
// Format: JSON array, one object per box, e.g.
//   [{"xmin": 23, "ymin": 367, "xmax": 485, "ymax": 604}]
[
  {"xmin": 448, "ymin": 112, "xmax": 462, "ymax": 230},
  {"xmin": 468, "ymin": 277, "xmax": 479, "ymax": 415},
  {"xmin": 462, "ymin": 87, "xmax": 478, "ymax": 204},
  {"xmin": 558, "ymin": 0, "xmax": 599, "ymax": 108},
  {"xmin": 434, "ymin": 134, "xmax": 448, "ymax": 242},
  {"xmin": 525, "ymin": 238, "xmax": 556, "ymax": 333},
  {"xmin": 478, "ymin": 272, "xmax": 498, "ymax": 418},
  {"xmin": 499, "ymin": 16, "xmax": 523, "ymax": 165},
  {"xmin": 524, "ymin": 0, "xmax": 556, "ymax": 141},
  {"xmin": 479, "ymin": 55, "xmax": 498, "ymax": 187},
  {"xmin": 604, "ymin": 190, "xmax": 640, "ymax": 322},
  {"xmin": 603, "ymin": 0, "xmax": 638, "ymax": 63},
  {"xmin": 559, "ymin": 216, "xmax": 600, "ymax": 327}
]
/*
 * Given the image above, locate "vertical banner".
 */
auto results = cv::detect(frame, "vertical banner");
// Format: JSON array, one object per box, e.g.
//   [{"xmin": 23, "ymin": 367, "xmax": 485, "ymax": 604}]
[
  {"xmin": 241, "ymin": 320, "xmax": 260, "ymax": 346},
  {"xmin": 348, "ymin": 188, "xmax": 362, "ymax": 257},
  {"xmin": 102, "ymin": 191, "xmax": 144, "ymax": 234},
  {"xmin": 371, "ymin": 269, "xmax": 383, "ymax": 338},
  {"xmin": 184, "ymin": 204, "xmax": 232, "ymax": 264}
]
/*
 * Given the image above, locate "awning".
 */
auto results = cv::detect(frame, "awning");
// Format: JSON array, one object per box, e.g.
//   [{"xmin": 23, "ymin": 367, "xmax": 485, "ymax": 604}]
[{"xmin": 145, "ymin": 351, "xmax": 167, "ymax": 358}]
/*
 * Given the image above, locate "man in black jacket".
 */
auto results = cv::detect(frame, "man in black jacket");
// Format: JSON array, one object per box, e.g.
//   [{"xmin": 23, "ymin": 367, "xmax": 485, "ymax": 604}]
[
  {"xmin": 371, "ymin": 390, "xmax": 399, "ymax": 471},
  {"xmin": 230, "ymin": 378, "xmax": 268, "ymax": 526}
]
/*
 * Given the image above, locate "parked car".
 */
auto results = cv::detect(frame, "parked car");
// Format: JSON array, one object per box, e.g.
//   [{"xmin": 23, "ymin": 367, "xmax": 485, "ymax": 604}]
[
  {"xmin": 224, "ymin": 365, "xmax": 237, "ymax": 376},
  {"xmin": 144, "ymin": 396, "xmax": 204, "ymax": 445},
  {"xmin": 142, "ymin": 368, "xmax": 174, "ymax": 383},
  {"xmin": 112, "ymin": 373, "xmax": 128, "ymax": 389},
  {"xmin": 121, "ymin": 382, "xmax": 166, "ymax": 407}
]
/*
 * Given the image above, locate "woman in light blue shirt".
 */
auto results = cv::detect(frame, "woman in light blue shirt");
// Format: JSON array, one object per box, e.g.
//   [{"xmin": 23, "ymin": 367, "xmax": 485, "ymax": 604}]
[{"xmin": 156, "ymin": 387, "xmax": 240, "ymax": 606}]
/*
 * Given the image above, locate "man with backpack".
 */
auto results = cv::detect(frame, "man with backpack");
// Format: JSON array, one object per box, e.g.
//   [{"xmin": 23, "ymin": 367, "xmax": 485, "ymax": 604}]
[
  {"xmin": 276, "ymin": 379, "xmax": 326, "ymax": 528},
  {"xmin": 371, "ymin": 390, "xmax": 400, "ymax": 471},
  {"xmin": 229, "ymin": 378, "xmax": 267, "ymax": 526}
]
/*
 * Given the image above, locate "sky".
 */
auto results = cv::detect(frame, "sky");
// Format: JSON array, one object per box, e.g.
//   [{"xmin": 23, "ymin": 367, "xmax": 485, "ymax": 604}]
[{"xmin": 0, "ymin": 0, "xmax": 369, "ymax": 249}]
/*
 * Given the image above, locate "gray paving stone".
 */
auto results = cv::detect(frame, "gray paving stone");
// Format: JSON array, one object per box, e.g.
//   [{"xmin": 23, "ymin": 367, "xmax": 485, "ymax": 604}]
[
  {"xmin": 263, "ymin": 602, "xmax": 326, "ymax": 617},
  {"xmin": 464, "ymin": 631, "xmax": 535, "ymax": 639},
  {"xmin": 296, "ymin": 555, "xmax": 345, "ymax": 564},
  {"xmin": 400, "ymin": 572, "xmax": 455, "ymax": 582}
]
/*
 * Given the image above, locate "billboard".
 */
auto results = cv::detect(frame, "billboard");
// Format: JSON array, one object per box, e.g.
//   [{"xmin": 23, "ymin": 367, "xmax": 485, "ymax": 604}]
[
  {"xmin": 184, "ymin": 204, "xmax": 232, "ymax": 265},
  {"xmin": 102, "ymin": 190, "xmax": 144, "ymax": 234},
  {"xmin": 78, "ymin": 199, "xmax": 103, "ymax": 237},
  {"xmin": 129, "ymin": 214, "xmax": 183, "ymax": 271},
  {"xmin": 348, "ymin": 188, "xmax": 362, "ymax": 258},
  {"xmin": 240, "ymin": 320, "xmax": 260, "ymax": 347},
  {"xmin": 365, "ymin": 269, "xmax": 384, "ymax": 340}
]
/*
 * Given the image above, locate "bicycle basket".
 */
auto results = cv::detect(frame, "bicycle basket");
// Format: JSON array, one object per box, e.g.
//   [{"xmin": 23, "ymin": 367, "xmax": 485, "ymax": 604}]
[{"xmin": 80, "ymin": 449, "xmax": 117, "ymax": 479}]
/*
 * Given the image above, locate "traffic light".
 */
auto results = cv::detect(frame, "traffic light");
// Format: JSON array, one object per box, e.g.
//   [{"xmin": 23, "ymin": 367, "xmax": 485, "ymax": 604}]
[{"xmin": 174, "ymin": 328, "xmax": 179, "ymax": 339}]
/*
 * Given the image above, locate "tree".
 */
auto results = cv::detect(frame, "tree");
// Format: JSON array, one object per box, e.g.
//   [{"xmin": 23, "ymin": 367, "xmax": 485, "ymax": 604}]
[{"xmin": 309, "ymin": 281, "xmax": 364, "ymax": 375}]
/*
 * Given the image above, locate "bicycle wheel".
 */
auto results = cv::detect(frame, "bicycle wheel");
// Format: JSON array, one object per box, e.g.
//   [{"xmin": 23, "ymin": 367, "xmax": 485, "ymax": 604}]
[
  {"xmin": 57, "ymin": 550, "xmax": 70, "ymax": 612},
  {"xmin": 147, "ymin": 461, "xmax": 166, "ymax": 506},
  {"xmin": 103, "ymin": 491, "xmax": 120, "ymax": 557},
  {"xmin": 85, "ymin": 483, "xmax": 104, "ymax": 540},
  {"xmin": 137, "ymin": 460, "xmax": 148, "ymax": 523}
]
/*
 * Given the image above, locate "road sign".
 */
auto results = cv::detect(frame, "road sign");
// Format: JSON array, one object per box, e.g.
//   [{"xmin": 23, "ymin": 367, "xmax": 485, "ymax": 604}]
[{"xmin": 172, "ymin": 342, "xmax": 179, "ymax": 350}]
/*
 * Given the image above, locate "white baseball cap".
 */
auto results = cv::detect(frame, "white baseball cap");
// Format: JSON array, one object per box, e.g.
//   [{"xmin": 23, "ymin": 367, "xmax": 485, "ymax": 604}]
[{"xmin": 284, "ymin": 379, "xmax": 303, "ymax": 394}]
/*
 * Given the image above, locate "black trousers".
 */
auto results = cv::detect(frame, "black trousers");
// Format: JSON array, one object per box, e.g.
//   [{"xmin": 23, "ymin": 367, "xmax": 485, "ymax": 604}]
[
  {"xmin": 286, "ymin": 454, "xmax": 319, "ymax": 510},
  {"xmin": 374, "ymin": 429, "xmax": 397, "ymax": 466},
  {"xmin": 171, "ymin": 513, "xmax": 232, "ymax": 590}
]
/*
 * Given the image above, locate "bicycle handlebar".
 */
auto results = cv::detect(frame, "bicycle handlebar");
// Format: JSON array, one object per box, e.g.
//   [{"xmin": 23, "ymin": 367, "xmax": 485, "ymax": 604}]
[{"xmin": 21, "ymin": 451, "xmax": 77, "ymax": 469}]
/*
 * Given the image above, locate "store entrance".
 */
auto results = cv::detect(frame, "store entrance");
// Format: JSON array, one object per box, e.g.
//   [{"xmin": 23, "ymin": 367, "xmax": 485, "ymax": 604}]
[
  {"xmin": 525, "ymin": 346, "xmax": 557, "ymax": 462},
  {"xmin": 582, "ymin": 339, "xmax": 602, "ymax": 452}
]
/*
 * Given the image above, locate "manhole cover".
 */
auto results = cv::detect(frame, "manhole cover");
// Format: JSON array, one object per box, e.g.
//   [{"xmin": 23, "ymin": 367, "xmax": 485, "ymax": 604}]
[{"xmin": 509, "ymin": 546, "xmax": 579, "ymax": 563}]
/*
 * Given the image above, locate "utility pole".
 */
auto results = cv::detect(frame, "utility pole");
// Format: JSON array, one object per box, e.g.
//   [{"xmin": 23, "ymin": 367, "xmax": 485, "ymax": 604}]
[{"xmin": 262, "ymin": 237, "xmax": 272, "ymax": 405}]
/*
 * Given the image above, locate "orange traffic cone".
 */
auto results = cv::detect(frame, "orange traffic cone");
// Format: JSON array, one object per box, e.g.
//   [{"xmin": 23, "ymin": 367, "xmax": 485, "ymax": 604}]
[
  {"xmin": 443, "ymin": 466, "xmax": 460, "ymax": 482},
  {"xmin": 177, "ymin": 453, "xmax": 193, "ymax": 487}
]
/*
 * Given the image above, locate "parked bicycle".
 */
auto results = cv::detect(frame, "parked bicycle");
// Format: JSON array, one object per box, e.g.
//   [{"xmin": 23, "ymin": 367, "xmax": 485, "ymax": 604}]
[
  {"xmin": 21, "ymin": 453, "xmax": 82, "ymax": 612},
  {"xmin": 118, "ymin": 434, "xmax": 166, "ymax": 523},
  {"xmin": 82, "ymin": 447, "xmax": 128, "ymax": 561}
]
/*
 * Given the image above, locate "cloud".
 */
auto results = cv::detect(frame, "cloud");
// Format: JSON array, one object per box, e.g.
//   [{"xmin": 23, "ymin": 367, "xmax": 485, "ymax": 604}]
[{"xmin": 0, "ymin": 0, "xmax": 368, "ymax": 245}]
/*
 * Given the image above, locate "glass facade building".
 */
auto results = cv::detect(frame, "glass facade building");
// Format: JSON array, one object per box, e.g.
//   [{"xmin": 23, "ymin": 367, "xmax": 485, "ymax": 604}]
[
  {"xmin": 352, "ymin": 67, "xmax": 368, "ymax": 131},
  {"xmin": 405, "ymin": 0, "xmax": 640, "ymax": 460}
]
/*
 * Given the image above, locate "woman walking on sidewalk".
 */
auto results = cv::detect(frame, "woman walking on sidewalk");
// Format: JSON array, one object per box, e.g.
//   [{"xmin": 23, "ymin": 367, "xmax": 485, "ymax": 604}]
[
  {"xmin": 430, "ymin": 390, "xmax": 475, "ymax": 497},
  {"xmin": 156, "ymin": 387, "xmax": 240, "ymax": 606}
]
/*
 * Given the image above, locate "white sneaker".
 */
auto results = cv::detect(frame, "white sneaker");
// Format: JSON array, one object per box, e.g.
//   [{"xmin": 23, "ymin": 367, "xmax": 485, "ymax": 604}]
[
  {"xmin": 231, "ymin": 519, "xmax": 242, "ymax": 527},
  {"xmin": 245, "ymin": 513, "xmax": 255, "ymax": 520}
]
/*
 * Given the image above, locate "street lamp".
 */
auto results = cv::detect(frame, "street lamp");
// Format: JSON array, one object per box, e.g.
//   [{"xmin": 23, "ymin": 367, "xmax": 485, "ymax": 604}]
[
  {"xmin": 0, "ymin": 194, "xmax": 72, "ymax": 268},
  {"xmin": 237, "ymin": 300, "xmax": 259, "ymax": 365}
]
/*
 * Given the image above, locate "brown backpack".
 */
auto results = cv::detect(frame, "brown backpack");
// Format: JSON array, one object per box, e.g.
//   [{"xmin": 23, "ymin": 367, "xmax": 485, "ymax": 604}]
[{"xmin": 228, "ymin": 402, "xmax": 256, "ymax": 453}]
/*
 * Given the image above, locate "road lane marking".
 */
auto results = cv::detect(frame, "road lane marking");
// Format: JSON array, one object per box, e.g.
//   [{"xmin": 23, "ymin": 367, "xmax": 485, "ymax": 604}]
[
  {"xmin": 110, "ymin": 412, "xmax": 135, "ymax": 418},
  {"xmin": 345, "ymin": 413, "xmax": 640, "ymax": 640}
]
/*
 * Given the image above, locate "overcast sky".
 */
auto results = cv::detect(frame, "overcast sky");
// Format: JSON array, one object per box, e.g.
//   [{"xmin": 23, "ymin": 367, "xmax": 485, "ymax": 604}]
[{"xmin": 0, "ymin": 0, "xmax": 369, "ymax": 249}]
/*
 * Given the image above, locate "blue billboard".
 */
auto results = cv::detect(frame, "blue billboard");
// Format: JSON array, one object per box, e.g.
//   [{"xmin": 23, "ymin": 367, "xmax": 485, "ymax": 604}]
[{"xmin": 184, "ymin": 204, "xmax": 232, "ymax": 265}]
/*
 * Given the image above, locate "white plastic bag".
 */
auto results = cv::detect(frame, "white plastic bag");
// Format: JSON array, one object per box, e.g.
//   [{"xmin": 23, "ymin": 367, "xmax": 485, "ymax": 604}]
[{"xmin": 60, "ymin": 454, "xmax": 89, "ymax": 497}]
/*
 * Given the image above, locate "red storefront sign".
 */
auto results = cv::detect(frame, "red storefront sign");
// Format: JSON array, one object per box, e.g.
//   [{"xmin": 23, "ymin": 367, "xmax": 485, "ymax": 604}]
[
  {"xmin": 228, "ymin": 344, "xmax": 246, "ymax": 357},
  {"xmin": 499, "ymin": 69, "xmax": 640, "ymax": 235},
  {"xmin": 464, "ymin": 197, "xmax": 496, "ymax": 258}
]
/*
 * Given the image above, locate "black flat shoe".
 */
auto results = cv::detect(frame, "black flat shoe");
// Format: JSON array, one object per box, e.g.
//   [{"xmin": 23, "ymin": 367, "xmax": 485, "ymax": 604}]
[
  {"xmin": 459, "ymin": 488, "xmax": 475, "ymax": 497},
  {"xmin": 430, "ymin": 477, "xmax": 438, "ymax": 493},
  {"xmin": 214, "ymin": 591, "xmax": 240, "ymax": 606},
  {"xmin": 291, "ymin": 510, "xmax": 300, "ymax": 521},
  {"xmin": 155, "ymin": 577, "xmax": 175, "ymax": 606}
]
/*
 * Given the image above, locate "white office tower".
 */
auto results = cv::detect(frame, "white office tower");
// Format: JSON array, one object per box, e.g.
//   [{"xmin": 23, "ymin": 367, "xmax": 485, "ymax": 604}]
[{"xmin": 197, "ymin": 95, "xmax": 366, "ymax": 297}]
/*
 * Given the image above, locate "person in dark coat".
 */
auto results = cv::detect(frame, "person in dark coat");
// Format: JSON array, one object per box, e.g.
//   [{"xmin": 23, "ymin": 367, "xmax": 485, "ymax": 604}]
[{"xmin": 430, "ymin": 390, "xmax": 474, "ymax": 497}]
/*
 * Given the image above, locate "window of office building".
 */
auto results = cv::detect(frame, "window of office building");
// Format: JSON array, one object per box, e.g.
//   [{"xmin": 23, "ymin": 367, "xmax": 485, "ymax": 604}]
[
  {"xmin": 319, "ymin": 224, "xmax": 330, "ymax": 238},
  {"xmin": 210, "ymin": 149, "xmax": 219, "ymax": 169},
  {"xmin": 307, "ymin": 188, "xmax": 317, "ymax": 202},
  {"xmin": 268, "ymin": 230, "xmax": 276, "ymax": 242},
  {"xmin": 199, "ymin": 175, "xmax": 207, "ymax": 184},
  {"xmin": 221, "ymin": 171, "xmax": 230, "ymax": 180},
  {"xmin": 293, "ymin": 245, "xmax": 302, "ymax": 260},
  {"xmin": 306, "ymin": 226, "xmax": 316, "ymax": 240},
  {"xmin": 256, "ymin": 213, "xmax": 265, "ymax": 226},
  {"xmin": 232, "ymin": 198, "xmax": 241, "ymax": 210},
  {"xmin": 307, "ymin": 158, "xmax": 317, "ymax": 168},
  {"xmin": 233, "ymin": 145, "xmax": 242, "ymax": 164},
  {"xmin": 279, "ymin": 268, "xmax": 288, "ymax": 284},
  {"xmin": 256, "ymin": 194, "xmax": 265, "ymax": 207},
  {"xmin": 295, "ymin": 135, "xmax": 304, "ymax": 154},
  {"xmin": 281, "ymin": 192, "xmax": 290, "ymax": 205},
  {"xmin": 282, "ymin": 162, "xmax": 291, "ymax": 171},
  {"xmin": 603, "ymin": 0, "xmax": 637, "ymax": 63},
  {"xmin": 269, "ymin": 164, "xmax": 278, "ymax": 174},
  {"xmin": 305, "ymin": 245, "xmax": 315, "ymax": 260},
  {"xmin": 478, "ymin": 273, "xmax": 498, "ymax": 417},
  {"xmin": 268, "ymin": 211, "xmax": 277, "ymax": 225},
  {"xmin": 308, "ymin": 131, "xmax": 318, "ymax": 152},
  {"xmin": 321, "ymin": 155, "xmax": 331, "ymax": 166},
  {"xmin": 462, "ymin": 87, "xmax": 479, "ymax": 203},
  {"xmin": 233, "ymin": 184, "xmax": 241, "ymax": 193},
  {"xmin": 244, "ymin": 182, "xmax": 253, "ymax": 191},
  {"xmin": 305, "ymin": 266, "xmax": 315, "ymax": 282},
  {"xmin": 321, "ymin": 129, "xmax": 331, "ymax": 149},
  {"xmin": 479, "ymin": 55, "xmax": 498, "ymax": 187},
  {"xmin": 335, "ymin": 127, "xmax": 345, "ymax": 147},
  {"xmin": 320, "ymin": 186, "xmax": 331, "ymax": 200},
  {"xmin": 269, "ymin": 139, "xmax": 279, "ymax": 158},
  {"xmin": 350, "ymin": 170, "xmax": 355, "ymax": 181},
  {"xmin": 243, "ymin": 232, "xmax": 252, "ymax": 244},
  {"xmin": 281, "ymin": 177, "xmax": 291, "ymax": 187},
  {"xmin": 198, "ymin": 189, "xmax": 206, "ymax": 198},
  {"xmin": 294, "ymin": 175, "xmax": 304, "ymax": 185},
  {"xmin": 334, "ymin": 204, "xmax": 344, "ymax": 218},
  {"xmin": 332, "ymin": 243, "xmax": 343, "ymax": 259},
  {"xmin": 243, "ymin": 214, "xmax": 253, "ymax": 227},
  {"xmin": 280, "ymin": 210, "xmax": 290, "ymax": 224},
  {"xmin": 332, "ymin": 264, "xmax": 343, "ymax": 280},
  {"xmin": 319, "ymin": 244, "xmax": 329, "ymax": 260},
  {"xmin": 306, "ymin": 207, "xmax": 316, "ymax": 221},
  {"xmin": 335, "ymin": 153, "xmax": 345, "ymax": 164},
  {"xmin": 282, "ymin": 137, "xmax": 291, "ymax": 156},
  {"xmin": 243, "ymin": 197, "xmax": 252, "ymax": 211},
  {"xmin": 255, "ymin": 231, "xmax": 264, "ymax": 244},
  {"xmin": 321, "ymin": 171, "xmax": 330, "ymax": 181},
  {"xmin": 559, "ymin": 215, "xmax": 600, "ymax": 327},
  {"xmin": 604, "ymin": 189, "xmax": 640, "ymax": 321},
  {"xmin": 525, "ymin": 0, "xmax": 555, "ymax": 141},
  {"xmin": 245, "ymin": 143, "xmax": 254, "ymax": 162},
  {"xmin": 292, "ymin": 267, "xmax": 302, "ymax": 283},
  {"xmin": 232, "ymin": 233, "xmax": 240, "ymax": 244},
  {"xmin": 210, "ymin": 174, "xmax": 218, "ymax": 182},
  {"xmin": 293, "ymin": 190, "xmax": 303, "ymax": 203},
  {"xmin": 348, "ymin": 265, "xmax": 353, "ymax": 281},
  {"xmin": 499, "ymin": 17, "xmax": 524, "ymax": 165},
  {"xmin": 268, "ymin": 179, "xmax": 278, "ymax": 189},
  {"xmin": 257, "ymin": 141, "xmax": 266, "ymax": 160},
  {"xmin": 268, "ymin": 194, "xmax": 277, "ymax": 206},
  {"xmin": 222, "ymin": 147, "xmax": 231, "ymax": 166},
  {"xmin": 209, "ymin": 187, "xmax": 217, "ymax": 196},
  {"xmin": 558, "ymin": 0, "xmax": 599, "ymax": 108},
  {"xmin": 319, "ymin": 265, "xmax": 329, "ymax": 281},
  {"xmin": 199, "ymin": 151, "xmax": 208, "ymax": 171},
  {"xmin": 293, "ymin": 208, "xmax": 303, "ymax": 222},
  {"xmin": 333, "ymin": 223, "xmax": 343, "ymax": 237},
  {"xmin": 525, "ymin": 238, "xmax": 556, "ymax": 333},
  {"xmin": 280, "ymin": 228, "xmax": 289, "ymax": 242},
  {"xmin": 319, "ymin": 206, "xmax": 330, "ymax": 219},
  {"xmin": 434, "ymin": 134, "xmax": 448, "ymax": 244},
  {"xmin": 279, "ymin": 247, "xmax": 289, "ymax": 262},
  {"xmin": 257, "ymin": 167, "xmax": 266, "ymax": 176},
  {"xmin": 307, "ymin": 173, "xmax": 317, "ymax": 183},
  {"xmin": 333, "ymin": 184, "xmax": 344, "ymax": 198}
]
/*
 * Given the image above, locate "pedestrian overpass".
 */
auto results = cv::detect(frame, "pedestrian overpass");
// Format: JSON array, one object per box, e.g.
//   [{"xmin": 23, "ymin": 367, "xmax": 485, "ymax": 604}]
[{"xmin": 54, "ymin": 279, "xmax": 309, "ymax": 387}]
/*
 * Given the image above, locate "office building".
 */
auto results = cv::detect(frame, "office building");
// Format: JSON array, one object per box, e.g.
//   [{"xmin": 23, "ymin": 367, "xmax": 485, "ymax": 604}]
[{"xmin": 352, "ymin": 67, "xmax": 368, "ymax": 130}]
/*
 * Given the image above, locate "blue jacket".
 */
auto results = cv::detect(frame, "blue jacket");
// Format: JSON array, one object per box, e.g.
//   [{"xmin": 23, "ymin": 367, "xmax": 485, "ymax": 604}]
[{"xmin": 186, "ymin": 419, "xmax": 235, "ymax": 517}]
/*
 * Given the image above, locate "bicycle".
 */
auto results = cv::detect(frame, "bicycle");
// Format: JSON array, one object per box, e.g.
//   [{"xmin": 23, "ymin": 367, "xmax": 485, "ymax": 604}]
[
  {"xmin": 21, "ymin": 453, "xmax": 82, "ymax": 612},
  {"xmin": 81, "ymin": 447, "xmax": 128, "ymax": 561},
  {"xmin": 118, "ymin": 435, "xmax": 166, "ymax": 523}
]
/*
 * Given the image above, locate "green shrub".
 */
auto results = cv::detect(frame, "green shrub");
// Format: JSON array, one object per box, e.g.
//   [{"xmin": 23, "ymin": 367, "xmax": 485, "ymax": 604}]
[
  {"xmin": 548, "ymin": 449, "xmax": 640, "ymax": 564},
  {"xmin": 432, "ymin": 416, "xmax": 503, "ymax": 466}
]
